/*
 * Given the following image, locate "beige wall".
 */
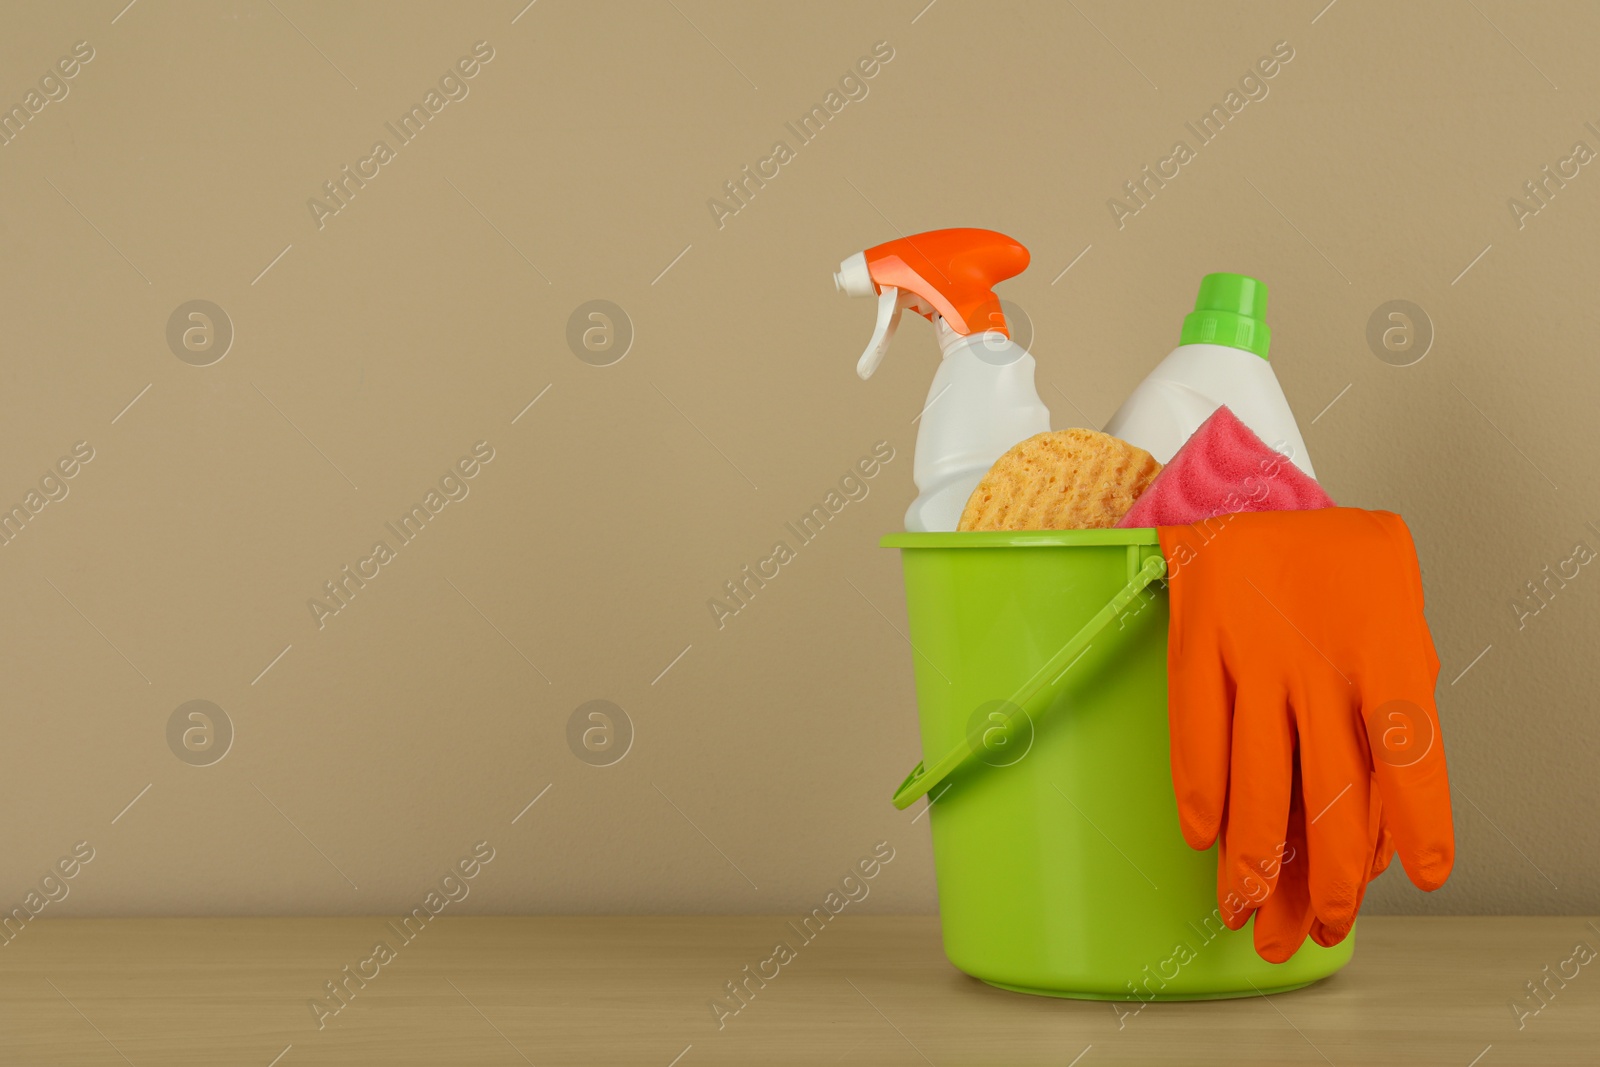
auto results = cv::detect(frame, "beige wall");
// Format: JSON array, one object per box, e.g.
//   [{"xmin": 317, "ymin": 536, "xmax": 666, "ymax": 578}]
[{"xmin": 1, "ymin": 1, "xmax": 1594, "ymax": 918}]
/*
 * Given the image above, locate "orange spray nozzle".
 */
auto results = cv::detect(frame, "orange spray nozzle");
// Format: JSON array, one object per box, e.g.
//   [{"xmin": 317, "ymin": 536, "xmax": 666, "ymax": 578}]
[{"xmin": 835, "ymin": 228, "xmax": 1029, "ymax": 379}]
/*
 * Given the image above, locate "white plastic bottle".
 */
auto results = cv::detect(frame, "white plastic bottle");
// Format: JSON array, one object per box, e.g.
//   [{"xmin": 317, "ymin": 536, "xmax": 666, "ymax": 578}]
[
  {"xmin": 907, "ymin": 319, "xmax": 1051, "ymax": 531},
  {"xmin": 1103, "ymin": 272, "xmax": 1315, "ymax": 478},
  {"xmin": 835, "ymin": 228, "xmax": 1051, "ymax": 531}
]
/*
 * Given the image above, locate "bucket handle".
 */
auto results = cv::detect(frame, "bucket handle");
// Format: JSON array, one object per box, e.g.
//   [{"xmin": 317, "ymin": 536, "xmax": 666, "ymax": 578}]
[{"xmin": 890, "ymin": 552, "xmax": 1167, "ymax": 811}]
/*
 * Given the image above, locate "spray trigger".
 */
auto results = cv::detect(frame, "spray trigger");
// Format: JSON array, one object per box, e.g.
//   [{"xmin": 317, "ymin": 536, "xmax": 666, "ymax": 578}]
[{"xmin": 857, "ymin": 287, "xmax": 908, "ymax": 380}]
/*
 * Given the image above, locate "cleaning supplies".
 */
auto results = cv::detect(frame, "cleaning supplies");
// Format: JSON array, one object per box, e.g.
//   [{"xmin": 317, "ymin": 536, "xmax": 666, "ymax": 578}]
[
  {"xmin": 1104, "ymin": 273, "xmax": 1316, "ymax": 478},
  {"xmin": 1161, "ymin": 508, "xmax": 1454, "ymax": 961},
  {"xmin": 1116, "ymin": 406, "xmax": 1333, "ymax": 528},
  {"xmin": 836, "ymin": 228, "xmax": 1051, "ymax": 532}
]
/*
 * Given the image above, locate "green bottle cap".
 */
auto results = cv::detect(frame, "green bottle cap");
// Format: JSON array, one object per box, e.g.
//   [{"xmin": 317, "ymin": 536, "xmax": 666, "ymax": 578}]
[{"xmin": 1179, "ymin": 272, "xmax": 1271, "ymax": 360}]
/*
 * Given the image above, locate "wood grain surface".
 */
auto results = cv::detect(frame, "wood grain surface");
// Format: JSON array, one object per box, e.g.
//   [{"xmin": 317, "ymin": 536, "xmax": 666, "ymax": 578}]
[{"xmin": 1, "ymin": 915, "xmax": 1595, "ymax": 1065}]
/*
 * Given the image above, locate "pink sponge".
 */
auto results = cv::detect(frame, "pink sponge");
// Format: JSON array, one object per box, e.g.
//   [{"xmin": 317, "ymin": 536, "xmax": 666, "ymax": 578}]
[{"xmin": 1116, "ymin": 406, "xmax": 1334, "ymax": 528}]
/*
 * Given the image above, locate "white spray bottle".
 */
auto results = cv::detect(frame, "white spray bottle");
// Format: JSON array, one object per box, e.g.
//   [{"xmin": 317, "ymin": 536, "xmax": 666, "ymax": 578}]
[{"xmin": 835, "ymin": 228, "xmax": 1051, "ymax": 532}]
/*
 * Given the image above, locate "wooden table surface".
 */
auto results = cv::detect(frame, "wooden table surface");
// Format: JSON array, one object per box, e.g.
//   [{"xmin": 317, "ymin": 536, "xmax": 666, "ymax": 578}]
[{"xmin": 1, "ymin": 916, "xmax": 1594, "ymax": 1065}]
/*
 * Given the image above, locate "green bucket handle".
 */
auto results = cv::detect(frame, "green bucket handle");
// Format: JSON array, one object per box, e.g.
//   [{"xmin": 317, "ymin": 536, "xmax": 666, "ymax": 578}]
[{"xmin": 891, "ymin": 552, "xmax": 1168, "ymax": 811}]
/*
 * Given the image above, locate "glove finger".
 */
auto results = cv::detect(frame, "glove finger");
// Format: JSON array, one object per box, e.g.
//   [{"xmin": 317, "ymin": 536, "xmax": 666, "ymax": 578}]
[
  {"xmin": 1296, "ymin": 669, "xmax": 1375, "ymax": 942},
  {"xmin": 1362, "ymin": 512, "xmax": 1455, "ymax": 891},
  {"xmin": 1162, "ymin": 556, "xmax": 1232, "ymax": 852},
  {"xmin": 1365, "ymin": 691, "xmax": 1455, "ymax": 891},
  {"xmin": 1309, "ymin": 851, "xmax": 1375, "ymax": 948},
  {"xmin": 1221, "ymin": 681, "xmax": 1295, "ymax": 915},
  {"xmin": 1310, "ymin": 786, "xmax": 1385, "ymax": 948},
  {"xmin": 1252, "ymin": 761, "xmax": 1315, "ymax": 963},
  {"xmin": 1213, "ymin": 810, "xmax": 1254, "ymax": 932}
]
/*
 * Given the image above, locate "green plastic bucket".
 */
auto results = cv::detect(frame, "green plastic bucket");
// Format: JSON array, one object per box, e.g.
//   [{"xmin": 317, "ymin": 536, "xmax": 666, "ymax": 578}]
[{"xmin": 883, "ymin": 528, "xmax": 1353, "ymax": 1000}]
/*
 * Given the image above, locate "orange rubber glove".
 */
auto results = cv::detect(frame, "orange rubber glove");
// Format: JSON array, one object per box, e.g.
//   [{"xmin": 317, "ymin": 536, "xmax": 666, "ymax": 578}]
[{"xmin": 1159, "ymin": 508, "xmax": 1452, "ymax": 962}]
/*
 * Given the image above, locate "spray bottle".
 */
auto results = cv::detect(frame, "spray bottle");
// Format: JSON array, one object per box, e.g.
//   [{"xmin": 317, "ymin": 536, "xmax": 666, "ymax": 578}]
[
  {"xmin": 1103, "ymin": 272, "xmax": 1315, "ymax": 477},
  {"xmin": 835, "ymin": 228, "xmax": 1051, "ymax": 532}
]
